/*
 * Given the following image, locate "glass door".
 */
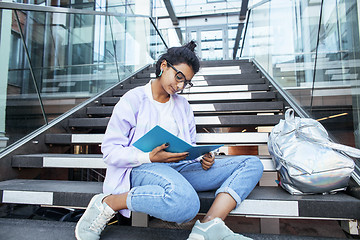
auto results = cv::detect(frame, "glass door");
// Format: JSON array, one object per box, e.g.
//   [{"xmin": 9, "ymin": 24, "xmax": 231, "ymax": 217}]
[{"xmin": 187, "ymin": 25, "xmax": 228, "ymax": 60}]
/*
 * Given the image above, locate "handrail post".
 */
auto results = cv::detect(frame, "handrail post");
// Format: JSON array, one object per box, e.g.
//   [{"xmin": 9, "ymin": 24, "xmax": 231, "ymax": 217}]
[{"xmin": 310, "ymin": 0, "xmax": 324, "ymax": 112}]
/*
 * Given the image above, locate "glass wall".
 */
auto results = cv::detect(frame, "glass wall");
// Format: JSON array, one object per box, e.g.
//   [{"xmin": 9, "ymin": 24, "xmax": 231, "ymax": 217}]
[
  {"xmin": 153, "ymin": 0, "xmax": 243, "ymax": 60},
  {"xmin": 153, "ymin": 0, "xmax": 241, "ymax": 16},
  {"xmin": 0, "ymin": 4, "xmax": 166, "ymax": 151},
  {"xmin": 242, "ymin": 0, "xmax": 360, "ymax": 179}
]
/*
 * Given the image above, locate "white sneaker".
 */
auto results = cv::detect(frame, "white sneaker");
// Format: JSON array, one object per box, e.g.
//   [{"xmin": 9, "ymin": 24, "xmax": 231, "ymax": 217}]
[
  {"xmin": 187, "ymin": 218, "xmax": 252, "ymax": 240},
  {"xmin": 75, "ymin": 194, "xmax": 115, "ymax": 240}
]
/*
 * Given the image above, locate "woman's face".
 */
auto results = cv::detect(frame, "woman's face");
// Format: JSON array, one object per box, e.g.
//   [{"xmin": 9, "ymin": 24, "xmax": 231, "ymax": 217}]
[{"xmin": 160, "ymin": 61, "xmax": 195, "ymax": 95}]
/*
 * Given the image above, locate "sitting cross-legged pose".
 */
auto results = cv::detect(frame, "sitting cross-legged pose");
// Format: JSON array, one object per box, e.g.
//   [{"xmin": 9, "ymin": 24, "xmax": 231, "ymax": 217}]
[{"xmin": 75, "ymin": 41, "xmax": 264, "ymax": 240}]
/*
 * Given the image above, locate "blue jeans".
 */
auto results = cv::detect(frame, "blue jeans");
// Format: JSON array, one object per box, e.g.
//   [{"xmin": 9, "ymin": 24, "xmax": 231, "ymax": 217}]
[{"xmin": 127, "ymin": 156, "xmax": 263, "ymax": 223}]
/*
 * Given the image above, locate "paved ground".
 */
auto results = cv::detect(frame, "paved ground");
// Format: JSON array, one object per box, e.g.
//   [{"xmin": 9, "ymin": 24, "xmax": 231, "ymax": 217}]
[
  {"xmin": 148, "ymin": 214, "xmax": 351, "ymax": 239},
  {"xmin": 0, "ymin": 218, "xmax": 350, "ymax": 240},
  {"xmin": 0, "ymin": 204, "xmax": 357, "ymax": 239}
]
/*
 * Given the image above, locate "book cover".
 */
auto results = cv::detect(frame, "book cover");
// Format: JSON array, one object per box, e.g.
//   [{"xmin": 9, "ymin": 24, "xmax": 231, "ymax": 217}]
[{"xmin": 132, "ymin": 125, "xmax": 223, "ymax": 160}]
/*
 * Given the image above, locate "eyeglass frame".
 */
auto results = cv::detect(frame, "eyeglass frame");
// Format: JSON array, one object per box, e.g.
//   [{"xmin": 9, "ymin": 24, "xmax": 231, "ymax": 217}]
[{"xmin": 166, "ymin": 61, "xmax": 193, "ymax": 89}]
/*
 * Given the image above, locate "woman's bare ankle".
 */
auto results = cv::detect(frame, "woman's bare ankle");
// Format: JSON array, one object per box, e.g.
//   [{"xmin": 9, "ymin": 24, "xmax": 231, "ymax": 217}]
[
  {"xmin": 201, "ymin": 215, "xmax": 215, "ymax": 223},
  {"xmin": 101, "ymin": 192, "xmax": 128, "ymax": 211}
]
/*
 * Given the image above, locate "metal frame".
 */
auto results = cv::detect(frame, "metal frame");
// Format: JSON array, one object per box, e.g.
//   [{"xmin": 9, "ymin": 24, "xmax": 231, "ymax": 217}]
[
  {"xmin": 162, "ymin": 0, "xmax": 183, "ymax": 44},
  {"xmin": 0, "ymin": 2, "xmax": 169, "ymax": 49},
  {"xmin": 232, "ymin": 0, "xmax": 248, "ymax": 59},
  {"xmin": 0, "ymin": 2, "xmax": 150, "ymax": 18},
  {"xmin": 239, "ymin": 8, "xmax": 251, "ymax": 58}
]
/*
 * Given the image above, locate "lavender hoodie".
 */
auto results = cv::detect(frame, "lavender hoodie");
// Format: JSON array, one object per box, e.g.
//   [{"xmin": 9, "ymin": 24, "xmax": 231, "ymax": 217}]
[{"xmin": 102, "ymin": 80, "xmax": 197, "ymax": 217}]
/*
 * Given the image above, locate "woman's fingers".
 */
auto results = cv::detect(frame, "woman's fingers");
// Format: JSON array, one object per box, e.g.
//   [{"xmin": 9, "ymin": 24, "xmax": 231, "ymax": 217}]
[
  {"xmin": 163, "ymin": 152, "xmax": 189, "ymax": 162},
  {"xmin": 201, "ymin": 152, "xmax": 214, "ymax": 170}
]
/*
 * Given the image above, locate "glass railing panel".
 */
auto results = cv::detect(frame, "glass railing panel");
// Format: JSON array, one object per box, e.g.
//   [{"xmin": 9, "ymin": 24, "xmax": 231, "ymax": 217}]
[
  {"xmin": 242, "ymin": 2, "xmax": 272, "ymax": 73},
  {"xmin": 0, "ymin": 8, "xmax": 46, "ymax": 149},
  {"xmin": 312, "ymin": 0, "xmax": 360, "ymax": 151},
  {"xmin": 4, "ymin": 69, "xmax": 47, "ymax": 147},
  {"xmin": 242, "ymin": 0, "xmax": 322, "ymax": 110},
  {"xmin": 0, "ymin": 4, "xmax": 167, "ymax": 152},
  {"xmin": 149, "ymin": 20, "xmax": 167, "ymax": 63},
  {"xmin": 242, "ymin": 0, "xmax": 360, "ymax": 179}
]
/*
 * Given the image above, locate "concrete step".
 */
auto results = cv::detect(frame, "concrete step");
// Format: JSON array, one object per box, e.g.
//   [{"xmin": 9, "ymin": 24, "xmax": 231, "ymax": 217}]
[
  {"xmin": 139, "ymin": 66, "xmax": 259, "ymax": 79},
  {"xmin": 194, "ymin": 114, "xmax": 283, "ymax": 127},
  {"xmin": 130, "ymin": 74, "xmax": 263, "ymax": 84},
  {"xmin": 199, "ymin": 59, "xmax": 252, "ymax": 67},
  {"xmin": 68, "ymin": 114, "xmax": 283, "ymax": 128},
  {"xmin": 119, "ymin": 77, "xmax": 266, "ymax": 90},
  {"xmin": 11, "ymin": 154, "xmax": 275, "ymax": 171},
  {"xmin": 190, "ymin": 101, "xmax": 283, "ymax": 113},
  {"xmin": 182, "ymin": 92, "xmax": 276, "ymax": 103},
  {"xmin": 86, "ymin": 106, "xmax": 114, "ymax": 116},
  {"xmin": 100, "ymin": 92, "xmax": 275, "ymax": 106},
  {"xmin": 198, "ymin": 66, "xmax": 256, "ymax": 75},
  {"xmin": 0, "ymin": 218, "xmax": 341, "ymax": 240},
  {"xmin": 87, "ymin": 102, "xmax": 283, "ymax": 116},
  {"xmin": 182, "ymin": 84, "xmax": 269, "ymax": 93},
  {"xmin": 199, "ymin": 73, "xmax": 261, "ymax": 79},
  {"xmin": 150, "ymin": 71, "xmax": 262, "ymax": 79},
  {"xmin": 45, "ymin": 132, "xmax": 270, "ymax": 145},
  {"xmin": 100, "ymin": 97, "xmax": 121, "ymax": 105},
  {"xmin": 0, "ymin": 219, "xmax": 191, "ymax": 240},
  {"xmin": 1, "ymin": 179, "xmax": 359, "ymax": 219},
  {"xmin": 112, "ymin": 84, "xmax": 269, "ymax": 96}
]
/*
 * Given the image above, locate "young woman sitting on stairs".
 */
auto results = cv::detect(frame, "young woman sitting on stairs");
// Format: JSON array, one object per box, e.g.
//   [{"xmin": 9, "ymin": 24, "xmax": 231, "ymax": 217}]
[{"xmin": 75, "ymin": 41, "xmax": 264, "ymax": 240}]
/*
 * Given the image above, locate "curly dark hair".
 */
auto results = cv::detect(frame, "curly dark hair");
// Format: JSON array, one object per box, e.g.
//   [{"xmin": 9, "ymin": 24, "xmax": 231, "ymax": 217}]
[{"xmin": 155, "ymin": 41, "xmax": 200, "ymax": 77}]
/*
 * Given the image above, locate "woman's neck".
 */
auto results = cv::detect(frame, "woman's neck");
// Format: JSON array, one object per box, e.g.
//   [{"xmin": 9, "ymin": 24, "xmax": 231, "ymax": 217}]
[{"xmin": 151, "ymin": 79, "xmax": 170, "ymax": 103}]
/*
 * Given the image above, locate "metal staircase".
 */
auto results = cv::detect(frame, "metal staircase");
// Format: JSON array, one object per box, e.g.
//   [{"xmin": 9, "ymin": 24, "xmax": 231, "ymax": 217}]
[{"xmin": 0, "ymin": 59, "xmax": 359, "ymax": 239}]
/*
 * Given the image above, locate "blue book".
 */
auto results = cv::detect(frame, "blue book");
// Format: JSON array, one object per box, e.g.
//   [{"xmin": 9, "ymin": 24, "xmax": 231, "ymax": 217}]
[{"xmin": 132, "ymin": 125, "xmax": 223, "ymax": 160}]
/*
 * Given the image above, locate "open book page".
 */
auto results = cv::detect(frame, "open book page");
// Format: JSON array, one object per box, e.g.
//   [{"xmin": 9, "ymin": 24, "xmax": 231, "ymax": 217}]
[{"xmin": 133, "ymin": 125, "xmax": 223, "ymax": 160}]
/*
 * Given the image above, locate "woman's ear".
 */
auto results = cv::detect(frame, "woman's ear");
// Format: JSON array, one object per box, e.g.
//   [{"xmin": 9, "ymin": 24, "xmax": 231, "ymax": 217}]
[{"xmin": 160, "ymin": 60, "xmax": 167, "ymax": 69}]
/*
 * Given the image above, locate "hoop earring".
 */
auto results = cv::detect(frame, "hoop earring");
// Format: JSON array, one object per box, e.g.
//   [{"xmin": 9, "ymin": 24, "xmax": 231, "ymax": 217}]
[{"xmin": 159, "ymin": 69, "xmax": 163, "ymax": 77}]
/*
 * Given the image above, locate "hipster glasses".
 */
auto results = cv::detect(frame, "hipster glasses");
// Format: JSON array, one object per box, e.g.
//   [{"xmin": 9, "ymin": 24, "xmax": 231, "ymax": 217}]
[{"xmin": 167, "ymin": 62, "xmax": 193, "ymax": 89}]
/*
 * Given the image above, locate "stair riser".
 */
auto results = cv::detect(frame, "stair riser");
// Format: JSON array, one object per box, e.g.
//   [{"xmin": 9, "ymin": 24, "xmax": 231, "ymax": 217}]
[
  {"xmin": 88, "ymin": 102, "xmax": 283, "ymax": 116},
  {"xmin": 1, "ymin": 180, "xmax": 359, "ymax": 219},
  {"xmin": 112, "ymin": 84, "xmax": 269, "ymax": 96},
  {"xmin": 68, "ymin": 115, "xmax": 283, "ymax": 128},
  {"xmin": 11, "ymin": 156, "xmax": 274, "ymax": 171},
  {"xmin": 101, "ymin": 92, "xmax": 275, "ymax": 106},
  {"xmin": 45, "ymin": 132, "xmax": 270, "ymax": 144}
]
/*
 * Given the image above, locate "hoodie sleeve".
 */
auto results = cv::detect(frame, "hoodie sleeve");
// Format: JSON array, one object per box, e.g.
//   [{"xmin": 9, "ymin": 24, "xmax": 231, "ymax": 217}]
[
  {"xmin": 185, "ymin": 100, "xmax": 197, "ymax": 146},
  {"xmin": 101, "ymin": 94, "xmax": 151, "ymax": 168}
]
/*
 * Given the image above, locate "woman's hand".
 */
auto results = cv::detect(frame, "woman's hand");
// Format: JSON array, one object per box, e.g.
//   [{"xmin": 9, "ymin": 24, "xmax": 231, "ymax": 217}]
[
  {"xmin": 149, "ymin": 143, "xmax": 189, "ymax": 163},
  {"xmin": 201, "ymin": 152, "xmax": 215, "ymax": 170}
]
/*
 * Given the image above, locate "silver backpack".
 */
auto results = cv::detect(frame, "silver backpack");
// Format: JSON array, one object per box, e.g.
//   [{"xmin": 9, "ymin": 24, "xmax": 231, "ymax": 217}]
[{"xmin": 268, "ymin": 109, "xmax": 357, "ymax": 195}]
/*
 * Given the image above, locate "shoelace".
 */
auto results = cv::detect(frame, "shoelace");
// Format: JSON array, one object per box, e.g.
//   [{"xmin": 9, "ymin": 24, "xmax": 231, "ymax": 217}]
[{"xmin": 89, "ymin": 208, "xmax": 114, "ymax": 234}]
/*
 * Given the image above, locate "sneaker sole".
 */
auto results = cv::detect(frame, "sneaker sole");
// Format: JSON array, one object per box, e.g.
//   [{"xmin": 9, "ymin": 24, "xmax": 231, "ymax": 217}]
[{"xmin": 187, "ymin": 233, "xmax": 205, "ymax": 240}]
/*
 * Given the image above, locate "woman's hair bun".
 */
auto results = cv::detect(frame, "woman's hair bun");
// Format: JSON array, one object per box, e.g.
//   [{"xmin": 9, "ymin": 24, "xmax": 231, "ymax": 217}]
[
  {"xmin": 183, "ymin": 40, "xmax": 197, "ymax": 52},
  {"xmin": 155, "ymin": 40, "xmax": 200, "ymax": 76}
]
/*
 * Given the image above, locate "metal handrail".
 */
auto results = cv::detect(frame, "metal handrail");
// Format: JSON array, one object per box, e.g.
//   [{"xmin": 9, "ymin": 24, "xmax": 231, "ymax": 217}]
[
  {"xmin": 310, "ymin": 0, "xmax": 324, "ymax": 112},
  {"xmin": 149, "ymin": 17, "xmax": 168, "ymax": 49},
  {"xmin": 239, "ymin": 8, "xmax": 251, "ymax": 58}
]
